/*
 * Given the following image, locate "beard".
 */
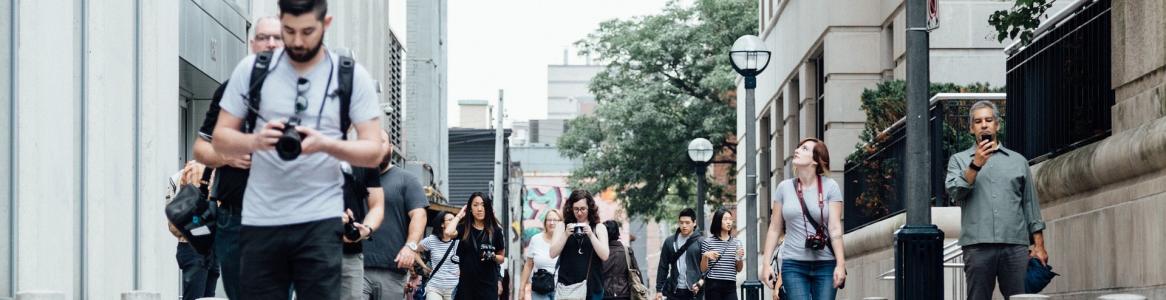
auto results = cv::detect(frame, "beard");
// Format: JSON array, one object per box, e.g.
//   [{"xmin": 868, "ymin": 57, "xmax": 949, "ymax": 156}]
[{"xmin": 287, "ymin": 33, "xmax": 325, "ymax": 63}]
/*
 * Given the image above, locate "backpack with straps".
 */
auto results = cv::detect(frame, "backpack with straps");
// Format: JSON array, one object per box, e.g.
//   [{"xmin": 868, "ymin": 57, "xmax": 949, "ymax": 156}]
[{"xmin": 245, "ymin": 50, "xmax": 357, "ymax": 139}]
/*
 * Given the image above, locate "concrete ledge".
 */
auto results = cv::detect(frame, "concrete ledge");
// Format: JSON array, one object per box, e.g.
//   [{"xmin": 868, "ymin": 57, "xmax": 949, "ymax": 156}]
[
  {"xmin": 1035, "ymin": 116, "xmax": 1166, "ymax": 200},
  {"xmin": 844, "ymin": 207, "xmax": 962, "ymax": 258}
]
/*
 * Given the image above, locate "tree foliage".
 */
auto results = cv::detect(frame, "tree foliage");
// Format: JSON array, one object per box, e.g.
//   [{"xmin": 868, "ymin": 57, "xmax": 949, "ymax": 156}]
[
  {"xmin": 988, "ymin": 0, "xmax": 1055, "ymax": 45},
  {"xmin": 558, "ymin": 0, "xmax": 755, "ymax": 220}
]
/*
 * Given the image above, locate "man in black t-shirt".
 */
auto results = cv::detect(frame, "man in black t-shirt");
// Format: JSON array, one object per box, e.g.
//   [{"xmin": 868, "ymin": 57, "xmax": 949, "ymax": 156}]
[
  {"xmin": 190, "ymin": 15, "xmax": 282, "ymax": 299},
  {"xmin": 340, "ymin": 161, "xmax": 384, "ymax": 300}
]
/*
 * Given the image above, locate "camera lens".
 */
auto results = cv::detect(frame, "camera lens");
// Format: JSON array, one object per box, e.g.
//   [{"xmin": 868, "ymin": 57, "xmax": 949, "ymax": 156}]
[{"xmin": 276, "ymin": 122, "xmax": 302, "ymax": 161}]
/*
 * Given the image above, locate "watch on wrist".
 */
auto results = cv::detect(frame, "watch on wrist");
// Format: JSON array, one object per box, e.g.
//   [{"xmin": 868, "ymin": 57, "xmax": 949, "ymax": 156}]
[
  {"xmin": 969, "ymin": 161, "xmax": 982, "ymax": 171},
  {"xmin": 406, "ymin": 241, "xmax": 418, "ymax": 251}
]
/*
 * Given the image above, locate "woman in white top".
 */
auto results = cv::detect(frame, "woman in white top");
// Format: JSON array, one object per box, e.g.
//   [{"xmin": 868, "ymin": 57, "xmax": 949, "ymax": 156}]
[
  {"xmin": 759, "ymin": 138, "xmax": 847, "ymax": 300},
  {"xmin": 522, "ymin": 209, "xmax": 562, "ymax": 300}
]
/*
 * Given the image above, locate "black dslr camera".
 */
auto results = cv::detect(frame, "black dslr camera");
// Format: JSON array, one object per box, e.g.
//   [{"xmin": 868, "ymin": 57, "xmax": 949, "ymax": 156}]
[
  {"xmin": 276, "ymin": 117, "xmax": 303, "ymax": 161},
  {"xmin": 344, "ymin": 219, "xmax": 361, "ymax": 241},
  {"xmin": 478, "ymin": 242, "xmax": 497, "ymax": 262},
  {"xmin": 805, "ymin": 233, "xmax": 828, "ymax": 250}
]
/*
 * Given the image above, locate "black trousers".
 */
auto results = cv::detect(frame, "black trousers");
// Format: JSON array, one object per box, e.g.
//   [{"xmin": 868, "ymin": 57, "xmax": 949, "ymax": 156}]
[
  {"xmin": 702, "ymin": 279, "xmax": 737, "ymax": 300},
  {"xmin": 240, "ymin": 218, "xmax": 343, "ymax": 300},
  {"xmin": 667, "ymin": 288, "xmax": 697, "ymax": 300},
  {"xmin": 963, "ymin": 243, "xmax": 1028, "ymax": 300}
]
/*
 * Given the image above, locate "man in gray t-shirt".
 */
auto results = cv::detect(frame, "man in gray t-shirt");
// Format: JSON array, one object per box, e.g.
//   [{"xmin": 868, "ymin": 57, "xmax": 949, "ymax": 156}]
[
  {"xmin": 211, "ymin": 1, "xmax": 385, "ymax": 298},
  {"xmin": 362, "ymin": 137, "xmax": 429, "ymax": 299}
]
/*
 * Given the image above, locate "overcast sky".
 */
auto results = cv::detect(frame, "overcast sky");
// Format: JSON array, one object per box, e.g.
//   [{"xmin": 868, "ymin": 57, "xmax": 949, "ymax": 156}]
[{"xmin": 442, "ymin": 0, "xmax": 672, "ymax": 126}]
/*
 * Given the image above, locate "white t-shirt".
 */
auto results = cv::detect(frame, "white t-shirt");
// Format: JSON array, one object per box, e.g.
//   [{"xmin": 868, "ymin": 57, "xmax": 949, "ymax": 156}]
[
  {"xmin": 219, "ymin": 49, "xmax": 380, "ymax": 226},
  {"xmin": 525, "ymin": 232, "xmax": 558, "ymax": 272}
]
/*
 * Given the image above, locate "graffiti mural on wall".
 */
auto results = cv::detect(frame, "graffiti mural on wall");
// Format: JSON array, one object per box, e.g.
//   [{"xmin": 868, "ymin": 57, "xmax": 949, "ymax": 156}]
[{"xmin": 521, "ymin": 186, "xmax": 621, "ymax": 245}]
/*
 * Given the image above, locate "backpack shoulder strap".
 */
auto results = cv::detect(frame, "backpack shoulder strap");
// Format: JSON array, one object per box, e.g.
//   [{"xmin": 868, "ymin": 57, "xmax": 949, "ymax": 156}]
[
  {"xmin": 245, "ymin": 51, "xmax": 275, "ymax": 133},
  {"xmin": 337, "ymin": 53, "xmax": 355, "ymax": 140}
]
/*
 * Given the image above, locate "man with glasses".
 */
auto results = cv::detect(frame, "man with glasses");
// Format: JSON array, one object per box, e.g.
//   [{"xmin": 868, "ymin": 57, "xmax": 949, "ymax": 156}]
[
  {"xmin": 211, "ymin": 0, "xmax": 386, "ymax": 298},
  {"xmin": 191, "ymin": 15, "xmax": 282, "ymax": 299}
]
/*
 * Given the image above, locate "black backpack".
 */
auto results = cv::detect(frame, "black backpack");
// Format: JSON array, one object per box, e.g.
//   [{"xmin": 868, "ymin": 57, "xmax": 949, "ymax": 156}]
[{"xmin": 245, "ymin": 50, "xmax": 357, "ymax": 139}]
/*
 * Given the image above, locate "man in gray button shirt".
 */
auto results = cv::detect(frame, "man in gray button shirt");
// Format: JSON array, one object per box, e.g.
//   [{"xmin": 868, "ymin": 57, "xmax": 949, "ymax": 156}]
[{"xmin": 945, "ymin": 101, "xmax": 1049, "ymax": 300}]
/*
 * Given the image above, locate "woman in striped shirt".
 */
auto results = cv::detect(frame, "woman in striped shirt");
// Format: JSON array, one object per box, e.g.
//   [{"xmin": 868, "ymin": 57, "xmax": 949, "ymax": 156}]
[
  {"xmin": 417, "ymin": 211, "xmax": 460, "ymax": 300},
  {"xmin": 698, "ymin": 208, "xmax": 743, "ymax": 300}
]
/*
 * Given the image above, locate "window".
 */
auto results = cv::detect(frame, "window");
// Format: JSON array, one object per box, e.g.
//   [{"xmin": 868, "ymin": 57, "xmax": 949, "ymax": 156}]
[{"xmin": 814, "ymin": 56, "xmax": 826, "ymax": 139}]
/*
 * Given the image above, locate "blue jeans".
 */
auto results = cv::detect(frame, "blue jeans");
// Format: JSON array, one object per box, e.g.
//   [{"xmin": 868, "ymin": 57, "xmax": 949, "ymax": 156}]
[
  {"xmin": 781, "ymin": 260, "xmax": 836, "ymax": 300},
  {"xmin": 214, "ymin": 205, "xmax": 243, "ymax": 299}
]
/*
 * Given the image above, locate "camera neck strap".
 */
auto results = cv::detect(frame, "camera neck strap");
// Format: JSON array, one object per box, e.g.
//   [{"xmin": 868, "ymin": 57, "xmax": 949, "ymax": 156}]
[{"xmin": 795, "ymin": 177, "xmax": 827, "ymax": 239}]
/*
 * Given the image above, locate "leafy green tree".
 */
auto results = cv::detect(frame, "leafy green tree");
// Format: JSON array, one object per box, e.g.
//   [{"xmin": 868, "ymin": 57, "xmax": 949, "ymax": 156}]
[
  {"xmin": 988, "ymin": 0, "xmax": 1056, "ymax": 45},
  {"xmin": 558, "ymin": 0, "xmax": 755, "ymax": 220}
]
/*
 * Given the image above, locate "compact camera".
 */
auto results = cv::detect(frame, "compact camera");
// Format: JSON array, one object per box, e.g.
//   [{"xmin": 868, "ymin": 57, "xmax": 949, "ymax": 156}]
[
  {"xmin": 275, "ymin": 117, "xmax": 303, "ymax": 161},
  {"xmin": 568, "ymin": 223, "xmax": 587, "ymax": 236}
]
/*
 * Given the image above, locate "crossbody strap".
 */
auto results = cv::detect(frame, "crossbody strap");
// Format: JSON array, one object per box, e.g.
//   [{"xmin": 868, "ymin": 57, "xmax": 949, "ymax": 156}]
[
  {"xmin": 430, "ymin": 239, "xmax": 457, "ymax": 275},
  {"xmin": 796, "ymin": 177, "xmax": 835, "ymax": 256},
  {"xmin": 700, "ymin": 238, "xmax": 734, "ymax": 279}
]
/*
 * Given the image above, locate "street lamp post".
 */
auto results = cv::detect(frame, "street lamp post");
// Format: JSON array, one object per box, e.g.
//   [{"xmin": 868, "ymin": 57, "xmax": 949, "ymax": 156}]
[
  {"xmin": 897, "ymin": 0, "xmax": 944, "ymax": 299},
  {"xmin": 729, "ymin": 35, "xmax": 770, "ymax": 300},
  {"xmin": 688, "ymin": 138, "xmax": 714, "ymax": 231}
]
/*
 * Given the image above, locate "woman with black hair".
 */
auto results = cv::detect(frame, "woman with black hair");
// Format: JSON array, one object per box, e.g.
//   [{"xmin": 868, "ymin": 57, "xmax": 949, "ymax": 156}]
[
  {"xmin": 445, "ymin": 192, "xmax": 506, "ymax": 299},
  {"xmin": 600, "ymin": 220, "xmax": 642, "ymax": 300},
  {"xmin": 415, "ymin": 211, "xmax": 460, "ymax": 300},
  {"xmin": 698, "ymin": 208, "xmax": 744, "ymax": 300},
  {"xmin": 549, "ymin": 190, "xmax": 610, "ymax": 300}
]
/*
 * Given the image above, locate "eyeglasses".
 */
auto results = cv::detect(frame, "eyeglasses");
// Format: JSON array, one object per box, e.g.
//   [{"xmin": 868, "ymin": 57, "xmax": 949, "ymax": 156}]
[
  {"xmin": 254, "ymin": 34, "xmax": 283, "ymax": 43},
  {"xmin": 571, "ymin": 207, "xmax": 588, "ymax": 212},
  {"xmin": 295, "ymin": 78, "xmax": 310, "ymax": 114}
]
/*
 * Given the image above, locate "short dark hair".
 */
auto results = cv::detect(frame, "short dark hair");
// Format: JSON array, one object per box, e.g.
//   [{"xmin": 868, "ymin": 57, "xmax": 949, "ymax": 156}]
[
  {"xmin": 708, "ymin": 208, "xmax": 734, "ymax": 237},
  {"xmin": 604, "ymin": 220, "xmax": 621, "ymax": 241},
  {"xmin": 678, "ymin": 208, "xmax": 696, "ymax": 222},
  {"xmin": 278, "ymin": 0, "xmax": 327, "ymax": 20}
]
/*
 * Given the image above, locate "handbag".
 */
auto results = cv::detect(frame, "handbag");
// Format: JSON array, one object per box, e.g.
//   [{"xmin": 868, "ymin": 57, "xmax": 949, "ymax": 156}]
[
  {"xmin": 555, "ymin": 249, "xmax": 593, "ymax": 300},
  {"xmin": 532, "ymin": 269, "xmax": 555, "ymax": 294},
  {"xmin": 623, "ymin": 245, "xmax": 649, "ymax": 300},
  {"xmin": 164, "ymin": 168, "xmax": 217, "ymax": 255}
]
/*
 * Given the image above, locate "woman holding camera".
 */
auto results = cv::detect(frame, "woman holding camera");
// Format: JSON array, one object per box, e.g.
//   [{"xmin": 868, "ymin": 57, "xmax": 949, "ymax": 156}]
[
  {"xmin": 698, "ymin": 208, "xmax": 744, "ymax": 300},
  {"xmin": 522, "ymin": 209, "xmax": 563, "ymax": 300},
  {"xmin": 446, "ymin": 192, "xmax": 506, "ymax": 300},
  {"xmin": 759, "ymin": 138, "xmax": 846, "ymax": 299},
  {"xmin": 550, "ymin": 190, "xmax": 610, "ymax": 300}
]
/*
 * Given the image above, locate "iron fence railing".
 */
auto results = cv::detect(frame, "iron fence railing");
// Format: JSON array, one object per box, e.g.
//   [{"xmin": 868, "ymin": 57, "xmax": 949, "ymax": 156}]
[{"xmin": 1005, "ymin": 0, "xmax": 1113, "ymax": 164}]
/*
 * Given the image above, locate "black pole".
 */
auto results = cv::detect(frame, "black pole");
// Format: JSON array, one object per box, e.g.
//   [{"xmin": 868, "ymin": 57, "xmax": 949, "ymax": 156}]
[
  {"xmin": 696, "ymin": 163, "xmax": 707, "ymax": 232},
  {"xmin": 896, "ymin": 0, "xmax": 944, "ymax": 299},
  {"xmin": 741, "ymin": 76, "xmax": 763, "ymax": 300}
]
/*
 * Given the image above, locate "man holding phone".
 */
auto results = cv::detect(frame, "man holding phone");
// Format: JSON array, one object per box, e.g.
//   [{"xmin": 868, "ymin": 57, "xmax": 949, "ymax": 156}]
[{"xmin": 945, "ymin": 101, "xmax": 1048, "ymax": 300}]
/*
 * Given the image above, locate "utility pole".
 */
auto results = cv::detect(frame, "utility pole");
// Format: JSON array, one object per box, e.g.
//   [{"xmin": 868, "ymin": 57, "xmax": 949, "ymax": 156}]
[{"xmin": 896, "ymin": 1, "xmax": 944, "ymax": 299}]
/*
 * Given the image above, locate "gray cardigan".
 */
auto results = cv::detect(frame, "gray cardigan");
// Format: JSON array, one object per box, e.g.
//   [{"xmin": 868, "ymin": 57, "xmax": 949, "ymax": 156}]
[{"xmin": 655, "ymin": 232, "xmax": 705, "ymax": 298}]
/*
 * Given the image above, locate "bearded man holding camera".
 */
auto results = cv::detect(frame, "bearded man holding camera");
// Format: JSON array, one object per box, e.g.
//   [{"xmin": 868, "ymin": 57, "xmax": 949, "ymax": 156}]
[{"xmin": 211, "ymin": 0, "xmax": 385, "ymax": 298}]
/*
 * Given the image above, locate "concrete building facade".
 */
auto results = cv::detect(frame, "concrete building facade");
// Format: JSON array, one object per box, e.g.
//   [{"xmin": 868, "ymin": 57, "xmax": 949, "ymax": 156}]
[
  {"xmin": 457, "ymin": 99, "xmax": 489, "ymax": 129},
  {"xmin": 0, "ymin": 0, "xmax": 187, "ymax": 298},
  {"xmin": 740, "ymin": 0, "xmax": 1166, "ymax": 299},
  {"xmin": 737, "ymin": 0, "xmax": 1033, "ymax": 297},
  {"xmin": 405, "ymin": 0, "xmax": 450, "ymax": 196},
  {"xmin": 547, "ymin": 64, "xmax": 603, "ymax": 120}
]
